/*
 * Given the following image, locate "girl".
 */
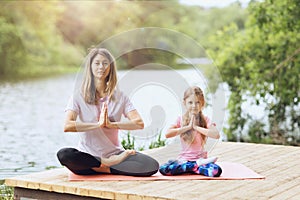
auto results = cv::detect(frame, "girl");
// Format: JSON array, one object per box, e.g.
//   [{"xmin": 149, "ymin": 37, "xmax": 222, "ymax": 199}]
[
  {"xmin": 57, "ymin": 48, "xmax": 159, "ymax": 176},
  {"xmin": 159, "ymin": 86, "xmax": 222, "ymax": 177}
]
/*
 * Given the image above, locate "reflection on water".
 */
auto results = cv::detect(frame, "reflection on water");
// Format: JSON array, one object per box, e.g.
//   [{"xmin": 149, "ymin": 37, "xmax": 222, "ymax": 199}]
[{"xmin": 0, "ymin": 69, "xmax": 226, "ymax": 180}]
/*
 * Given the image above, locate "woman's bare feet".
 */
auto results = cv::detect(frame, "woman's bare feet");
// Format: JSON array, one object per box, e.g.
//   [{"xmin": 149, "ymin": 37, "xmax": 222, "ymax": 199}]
[{"xmin": 101, "ymin": 150, "xmax": 136, "ymax": 166}]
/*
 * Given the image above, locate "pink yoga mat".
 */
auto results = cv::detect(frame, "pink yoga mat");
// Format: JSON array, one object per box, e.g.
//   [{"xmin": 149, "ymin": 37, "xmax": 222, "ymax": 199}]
[{"xmin": 68, "ymin": 162, "xmax": 265, "ymax": 181}]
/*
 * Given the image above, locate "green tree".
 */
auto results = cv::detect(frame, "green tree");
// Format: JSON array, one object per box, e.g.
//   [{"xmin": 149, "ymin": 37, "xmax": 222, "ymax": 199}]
[
  {"xmin": 55, "ymin": 1, "xmax": 246, "ymax": 69},
  {"xmin": 0, "ymin": 0, "xmax": 247, "ymax": 79},
  {"xmin": 0, "ymin": 17, "xmax": 27, "ymax": 76},
  {"xmin": 208, "ymin": 0, "xmax": 300, "ymax": 145},
  {"xmin": 0, "ymin": 1, "xmax": 81, "ymax": 78}
]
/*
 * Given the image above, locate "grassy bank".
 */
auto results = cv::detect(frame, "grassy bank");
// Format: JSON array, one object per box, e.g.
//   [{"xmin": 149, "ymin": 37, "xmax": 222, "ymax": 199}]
[
  {"xmin": 0, "ymin": 180, "xmax": 13, "ymax": 200},
  {"xmin": 0, "ymin": 65, "xmax": 79, "ymax": 83}
]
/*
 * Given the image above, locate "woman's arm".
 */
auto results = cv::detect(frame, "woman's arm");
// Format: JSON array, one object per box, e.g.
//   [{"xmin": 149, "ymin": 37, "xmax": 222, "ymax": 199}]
[
  {"xmin": 193, "ymin": 123, "xmax": 220, "ymax": 139},
  {"xmin": 64, "ymin": 110, "xmax": 100, "ymax": 132},
  {"xmin": 106, "ymin": 109, "xmax": 145, "ymax": 130}
]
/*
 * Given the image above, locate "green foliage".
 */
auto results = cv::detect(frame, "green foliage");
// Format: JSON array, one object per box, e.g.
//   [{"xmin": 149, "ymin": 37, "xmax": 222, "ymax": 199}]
[
  {"xmin": 120, "ymin": 132, "xmax": 144, "ymax": 151},
  {"xmin": 121, "ymin": 132, "xmax": 136, "ymax": 150},
  {"xmin": 208, "ymin": 0, "xmax": 300, "ymax": 145},
  {"xmin": 0, "ymin": 17, "xmax": 27, "ymax": 76},
  {"xmin": 149, "ymin": 132, "xmax": 166, "ymax": 149},
  {"xmin": 0, "ymin": 184, "xmax": 13, "ymax": 200},
  {"xmin": 57, "ymin": 1, "xmax": 247, "ymax": 93},
  {"xmin": 121, "ymin": 131, "xmax": 166, "ymax": 150},
  {"xmin": 0, "ymin": 1, "xmax": 82, "ymax": 79},
  {"xmin": 0, "ymin": 1, "xmax": 247, "ymax": 80},
  {"xmin": 247, "ymin": 120, "xmax": 270, "ymax": 144},
  {"xmin": 45, "ymin": 166, "xmax": 59, "ymax": 170}
]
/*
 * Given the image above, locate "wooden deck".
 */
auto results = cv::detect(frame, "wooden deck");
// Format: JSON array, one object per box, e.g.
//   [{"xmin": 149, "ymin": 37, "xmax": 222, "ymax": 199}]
[{"xmin": 5, "ymin": 142, "xmax": 300, "ymax": 200}]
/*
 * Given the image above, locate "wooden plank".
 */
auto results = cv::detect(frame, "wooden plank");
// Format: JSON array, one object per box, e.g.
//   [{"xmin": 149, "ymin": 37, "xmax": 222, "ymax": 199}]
[
  {"xmin": 220, "ymin": 181, "xmax": 271, "ymax": 199},
  {"xmin": 167, "ymin": 180, "xmax": 224, "ymax": 199},
  {"xmin": 288, "ymin": 189, "xmax": 300, "ymax": 200},
  {"xmin": 268, "ymin": 179, "xmax": 300, "ymax": 200},
  {"xmin": 273, "ymin": 185, "xmax": 300, "ymax": 200},
  {"xmin": 145, "ymin": 181, "xmax": 196, "ymax": 199},
  {"xmin": 4, "ymin": 142, "xmax": 300, "ymax": 200},
  {"xmin": 14, "ymin": 187, "xmax": 107, "ymax": 200},
  {"xmin": 123, "ymin": 181, "xmax": 180, "ymax": 199},
  {"xmin": 193, "ymin": 180, "xmax": 257, "ymax": 199}
]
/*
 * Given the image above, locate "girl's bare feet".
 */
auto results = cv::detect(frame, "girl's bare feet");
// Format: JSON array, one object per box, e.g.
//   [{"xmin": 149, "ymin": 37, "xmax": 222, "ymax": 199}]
[{"xmin": 196, "ymin": 156, "xmax": 218, "ymax": 166}]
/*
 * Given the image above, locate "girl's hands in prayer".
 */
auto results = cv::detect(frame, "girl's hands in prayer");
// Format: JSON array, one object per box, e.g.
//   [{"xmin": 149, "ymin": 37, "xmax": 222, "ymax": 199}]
[
  {"xmin": 188, "ymin": 114, "xmax": 195, "ymax": 130},
  {"xmin": 192, "ymin": 115, "xmax": 198, "ymax": 130}
]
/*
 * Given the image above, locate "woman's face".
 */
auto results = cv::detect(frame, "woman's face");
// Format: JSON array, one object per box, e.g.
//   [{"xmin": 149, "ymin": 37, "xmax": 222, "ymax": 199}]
[
  {"xmin": 91, "ymin": 54, "xmax": 110, "ymax": 80},
  {"xmin": 184, "ymin": 94, "xmax": 203, "ymax": 115}
]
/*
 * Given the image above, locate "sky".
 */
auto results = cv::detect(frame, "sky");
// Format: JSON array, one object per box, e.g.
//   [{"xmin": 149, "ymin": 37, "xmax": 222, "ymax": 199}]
[{"xmin": 179, "ymin": 0, "xmax": 251, "ymax": 8}]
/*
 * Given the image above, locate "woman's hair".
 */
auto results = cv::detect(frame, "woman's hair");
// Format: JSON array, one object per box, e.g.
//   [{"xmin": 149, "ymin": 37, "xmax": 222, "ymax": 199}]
[
  {"xmin": 181, "ymin": 86, "xmax": 207, "ymax": 146},
  {"xmin": 81, "ymin": 48, "xmax": 117, "ymax": 104}
]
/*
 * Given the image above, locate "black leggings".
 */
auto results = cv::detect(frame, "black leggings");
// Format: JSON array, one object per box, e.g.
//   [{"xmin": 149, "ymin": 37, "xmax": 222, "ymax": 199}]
[{"xmin": 57, "ymin": 148, "xmax": 159, "ymax": 177}]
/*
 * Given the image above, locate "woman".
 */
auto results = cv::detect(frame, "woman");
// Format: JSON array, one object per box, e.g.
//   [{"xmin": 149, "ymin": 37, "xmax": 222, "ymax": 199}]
[{"xmin": 57, "ymin": 48, "xmax": 159, "ymax": 176}]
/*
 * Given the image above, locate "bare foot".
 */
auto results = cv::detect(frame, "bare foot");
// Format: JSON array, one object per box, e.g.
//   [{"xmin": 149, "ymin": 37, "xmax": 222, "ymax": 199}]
[
  {"xmin": 91, "ymin": 164, "xmax": 111, "ymax": 173},
  {"xmin": 101, "ymin": 150, "xmax": 136, "ymax": 166},
  {"xmin": 124, "ymin": 149, "xmax": 136, "ymax": 156},
  {"xmin": 196, "ymin": 157, "xmax": 218, "ymax": 166}
]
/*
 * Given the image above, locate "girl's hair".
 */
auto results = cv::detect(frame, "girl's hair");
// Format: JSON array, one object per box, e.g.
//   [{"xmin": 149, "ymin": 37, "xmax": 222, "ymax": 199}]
[
  {"xmin": 81, "ymin": 48, "xmax": 117, "ymax": 104},
  {"xmin": 181, "ymin": 86, "xmax": 207, "ymax": 146}
]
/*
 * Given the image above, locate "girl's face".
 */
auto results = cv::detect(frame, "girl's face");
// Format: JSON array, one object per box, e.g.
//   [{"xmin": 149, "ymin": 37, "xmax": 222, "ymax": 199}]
[
  {"xmin": 184, "ymin": 94, "xmax": 203, "ymax": 115},
  {"xmin": 91, "ymin": 54, "xmax": 110, "ymax": 80}
]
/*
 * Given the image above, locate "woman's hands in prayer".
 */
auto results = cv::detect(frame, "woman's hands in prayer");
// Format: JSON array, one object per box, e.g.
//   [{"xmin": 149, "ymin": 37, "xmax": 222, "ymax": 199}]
[{"xmin": 99, "ymin": 102, "xmax": 111, "ymax": 128}]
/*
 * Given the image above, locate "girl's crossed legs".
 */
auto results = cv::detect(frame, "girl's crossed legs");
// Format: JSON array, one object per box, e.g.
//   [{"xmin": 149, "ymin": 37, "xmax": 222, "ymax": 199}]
[{"xmin": 159, "ymin": 158, "xmax": 222, "ymax": 177}]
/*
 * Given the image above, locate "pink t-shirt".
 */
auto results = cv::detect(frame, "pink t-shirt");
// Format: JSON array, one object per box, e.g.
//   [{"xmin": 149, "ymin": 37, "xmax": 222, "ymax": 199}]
[
  {"xmin": 175, "ymin": 116, "xmax": 212, "ymax": 161},
  {"xmin": 65, "ymin": 89, "xmax": 135, "ymax": 158}
]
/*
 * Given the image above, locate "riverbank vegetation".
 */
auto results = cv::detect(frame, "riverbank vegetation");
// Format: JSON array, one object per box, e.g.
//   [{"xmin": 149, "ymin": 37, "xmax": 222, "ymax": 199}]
[
  {"xmin": 0, "ymin": 1, "xmax": 245, "ymax": 78},
  {"xmin": 208, "ymin": 0, "xmax": 300, "ymax": 146},
  {"xmin": 0, "ymin": 181, "xmax": 13, "ymax": 200},
  {"xmin": 0, "ymin": 0, "xmax": 299, "ymax": 146}
]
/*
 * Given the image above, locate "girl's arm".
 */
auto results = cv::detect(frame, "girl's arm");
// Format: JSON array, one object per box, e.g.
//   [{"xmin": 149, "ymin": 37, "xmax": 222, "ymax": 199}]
[
  {"xmin": 64, "ymin": 110, "xmax": 100, "ymax": 132},
  {"xmin": 193, "ymin": 123, "xmax": 220, "ymax": 139},
  {"xmin": 165, "ymin": 125, "xmax": 191, "ymax": 138},
  {"xmin": 165, "ymin": 115, "xmax": 194, "ymax": 138}
]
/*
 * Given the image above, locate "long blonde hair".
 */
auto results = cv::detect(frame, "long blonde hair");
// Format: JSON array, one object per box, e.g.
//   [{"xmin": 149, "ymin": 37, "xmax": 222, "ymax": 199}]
[
  {"xmin": 181, "ymin": 86, "xmax": 207, "ymax": 146},
  {"xmin": 81, "ymin": 48, "xmax": 118, "ymax": 104}
]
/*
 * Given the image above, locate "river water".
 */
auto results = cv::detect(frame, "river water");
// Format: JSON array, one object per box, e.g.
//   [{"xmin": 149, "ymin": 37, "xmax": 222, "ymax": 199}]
[
  {"xmin": 0, "ymin": 74, "xmax": 78, "ymax": 180},
  {"xmin": 0, "ymin": 69, "xmax": 230, "ymax": 180}
]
